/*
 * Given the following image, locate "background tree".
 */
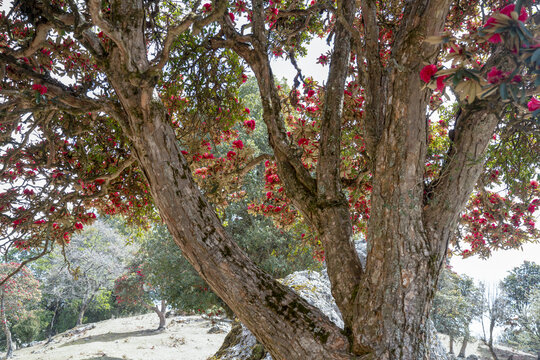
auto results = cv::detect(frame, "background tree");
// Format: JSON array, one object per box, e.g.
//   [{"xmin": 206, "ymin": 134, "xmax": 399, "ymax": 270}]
[
  {"xmin": 34, "ymin": 220, "xmax": 133, "ymax": 334},
  {"xmin": 0, "ymin": 262, "xmax": 40, "ymax": 358},
  {"xmin": 480, "ymin": 283, "xmax": 511, "ymax": 360},
  {"xmin": 0, "ymin": 0, "xmax": 538, "ymax": 358},
  {"xmin": 500, "ymin": 261, "xmax": 540, "ymax": 353},
  {"xmin": 431, "ymin": 268, "xmax": 482, "ymax": 356}
]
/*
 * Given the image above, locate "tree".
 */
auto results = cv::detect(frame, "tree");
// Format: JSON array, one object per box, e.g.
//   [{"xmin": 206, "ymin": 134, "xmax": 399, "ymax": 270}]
[
  {"xmin": 501, "ymin": 261, "xmax": 540, "ymax": 313},
  {"xmin": 432, "ymin": 268, "xmax": 482, "ymax": 356},
  {"xmin": 480, "ymin": 284, "xmax": 511, "ymax": 360},
  {"xmin": 114, "ymin": 263, "xmax": 168, "ymax": 330},
  {"xmin": 0, "ymin": 263, "xmax": 41, "ymax": 358},
  {"xmin": 500, "ymin": 262, "xmax": 540, "ymax": 352},
  {"xmin": 0, "ymin": 0, "xmax": 538, "ymax": 359},
  {"xmin": 36, "ymin": 220, "xmax": 133, "ymax": 331}
]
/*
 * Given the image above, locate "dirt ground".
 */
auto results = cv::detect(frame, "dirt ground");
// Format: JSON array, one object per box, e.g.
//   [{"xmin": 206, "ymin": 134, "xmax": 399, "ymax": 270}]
[{"xmin": 12, "ymin": 313, "xmax": 230, "ymax": 360}]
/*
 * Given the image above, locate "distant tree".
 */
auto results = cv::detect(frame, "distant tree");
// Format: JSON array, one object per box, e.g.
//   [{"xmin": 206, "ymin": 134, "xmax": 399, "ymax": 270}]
[
  {"xmin": 0, "ymin": 263, "xmax": 41, "ymax": 358},
  {"xmin": 501, "ymin": 261, "xmax": 540, "ymax": 313},
  {"xmin": 114, "ymin": 264, "xmax": 168, "ymax": 330},
  {"xmin": 37, "ymin": 220, "xmax": 133, "ymax": 332},
  {"xmin": 480, "ymin": 284, "xmax": 511, "ymax": 360},
  {"xmin": 432, "ymin": 268, "xmax": 482, "ymax": 356},
  {"xmin": 500, "ymin": 262, "xmax": 540, "ymax": 353}
]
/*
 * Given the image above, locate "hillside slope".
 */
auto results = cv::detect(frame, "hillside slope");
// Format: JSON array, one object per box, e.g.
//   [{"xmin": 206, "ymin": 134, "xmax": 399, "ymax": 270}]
[{"xmin": 12, "ymin": 313, "xmax": 230, "ymax": 360}]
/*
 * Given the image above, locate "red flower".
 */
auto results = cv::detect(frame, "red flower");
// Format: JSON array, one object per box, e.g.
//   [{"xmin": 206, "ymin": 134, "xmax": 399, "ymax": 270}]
[
  {"xmin": 243, "ymin": 119, "xmax": 256, "ymax": 131},
  {"xmin": 436, "ymin": 75, "xmax": 448, "ymax": 92},
  {"xmin": 488, "ymin": 34, "xmax": 502, "ymax": 44},
  {"xmin": 307, "ymin": 89, "xmax": 315, "ymax": 98},
  {"xmin": 420, "ymin": 65, "xmax": 438, "ymax": 83},
  {"xmin": 32, "ymin": 84, "xmax": 48, "ymax": 95},
  {"xmin": 232, "ymin": 140, "xmax": 244, "ymax": 149},
  {"xmin": 75, "ymin": 222, "xmax": 83, "ymax": 230},
  {"xmin": 298, "ymin": 138, "xmax": 309, "ymax": 146},
  {"xmin": 527, "ymin": 97, "xmax": 540, "ymax": 112},
  {"xmin": 500, "ymin": 4, "xmax": 528, "ymax": 22},
  {"xmin": 227, "ymin": 151, "xmax": 236, "ymax": 158},
  {"xmin": 181, "ymin": 150, "xmax": 188, "ymax": 155},
  {"xmin": 487, "ymin": 67, "xmax": 504, "ymax": 84},
  {"xmin": 229, "ymin": 12, "xmax": 235, "ymax": 22},
  {"xmin": 202, "ymin": 3, "xmax": 212, "ymax": 12},
  {"xmin": 244, "ymin": 107, "xmax": 250, "ymax": 114}
]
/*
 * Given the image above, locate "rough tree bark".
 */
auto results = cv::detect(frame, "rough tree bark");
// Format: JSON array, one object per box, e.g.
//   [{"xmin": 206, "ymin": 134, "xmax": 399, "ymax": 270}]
[{"xmin": 1, "ymin": 0, "xmax": 509, "ymax": 358}]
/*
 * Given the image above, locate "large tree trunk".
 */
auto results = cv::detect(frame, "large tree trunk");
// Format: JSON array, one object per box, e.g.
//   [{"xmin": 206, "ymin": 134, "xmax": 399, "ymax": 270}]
[{"xmin": 1, "ymin": 291, "xmax": 13, "ymax": 359}]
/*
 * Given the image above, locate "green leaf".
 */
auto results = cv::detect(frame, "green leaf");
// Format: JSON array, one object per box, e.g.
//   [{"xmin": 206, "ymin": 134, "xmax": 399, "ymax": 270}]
[{"xmin": 500, "ymin": 82, "xmax": 508, "ymax": 100}]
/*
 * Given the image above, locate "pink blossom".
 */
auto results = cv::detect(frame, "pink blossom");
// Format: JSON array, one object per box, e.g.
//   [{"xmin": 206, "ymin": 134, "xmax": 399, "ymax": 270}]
[
  {"xmin": 232, "ymin": 140, "xmax": 244, "ymax": 149},
  {"xmin": 420, "ymin": 65, "xmax": 438, "ymax": 83},
  {"xmin": 488, "ymin": 34, "xmax": 502, "ymax": 44},
  {"xmin": 528, "ymin": 97, "xmax": 540, "ymax": 112},
  {"xmin": 487, "ymin": 67, "xmax": 504, "ymax": 84}
]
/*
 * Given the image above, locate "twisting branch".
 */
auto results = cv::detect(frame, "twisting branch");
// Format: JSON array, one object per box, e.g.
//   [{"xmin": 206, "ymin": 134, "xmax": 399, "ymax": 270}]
[
  {"xmin": 83, "ymin": 155, "xmax": 137, "ymax": 187},
  {"xmin": 0, "ymin": 53, "xmax": 112, "ymax": 114},
  {"xmin": 151, "ymin": 0, "xmax": 228, "ymax": 72},
  {"xmin": 87, "ymin": 0, "xmax": 129, "ymax": 58},
  {"xmin": 238, "ymin": 153, "xmax": 273, "ymax": 177},
  {"xmin": 4, "ymin": 22, "xmax": 53, "ymax": 58}
]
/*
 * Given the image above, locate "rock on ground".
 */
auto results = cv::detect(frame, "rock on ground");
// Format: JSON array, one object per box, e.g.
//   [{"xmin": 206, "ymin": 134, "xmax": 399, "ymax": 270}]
[{"xmin": 214, "ymin": 241, "xmax": 448, "ymax": 360}]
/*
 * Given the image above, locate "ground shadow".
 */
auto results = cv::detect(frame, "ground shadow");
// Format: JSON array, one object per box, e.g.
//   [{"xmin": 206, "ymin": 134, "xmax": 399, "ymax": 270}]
[
  {"xmin": 60, "ymin": 328, "xmax": 164, "ymax": 347},
  {"xmin": 82, "ymin": 357, "xmax": 125, "ymax": 360}
]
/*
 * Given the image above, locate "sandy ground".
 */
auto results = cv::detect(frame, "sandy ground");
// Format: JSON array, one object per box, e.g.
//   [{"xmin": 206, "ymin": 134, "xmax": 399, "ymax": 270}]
[
  {"xmin": 438, "ymin": 333, "xmax": 537, "ymax": 360},
  {"xmin": 12, "ymin": 313, "xmax": 231, "ymax": 360}
]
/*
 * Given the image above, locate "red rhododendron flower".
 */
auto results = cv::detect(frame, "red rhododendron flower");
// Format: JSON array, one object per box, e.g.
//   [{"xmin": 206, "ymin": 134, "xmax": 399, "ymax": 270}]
[
  {"xmin": 229, "ymin": 12, "xmax": 235, "ymax": 22},
  {"xmin": 420, "ymin": 65, "xmax": 438, "ymax": 83},
  {"xmin": 487, "ymin": 67, "xmax": 504, "ymax": 84},
  {"xmin": 307, "ymin": 89, "xmax": 315, "ymax": 97},
  {"xmin": 244, "ymin": 119, "xmax": 256, "ymax": 131},
  {"xmin": 298, "ymin": 138, "xmax": 309, "ymax": 146},
  {"xmin": 227, "ymin": 151, "xmax": 236, "ymax": 158},
  {"xmin": 436, "ymin": 75, "xmax": 448, "ymax": 92},
  {"xmin": 244, "ymin": 107, "xmax": 250, "ymax": 114},
  {"xmin": 202, "ymin": 3, "xmax": 212, "ymax": 12},
  {"xmin": 32, "ymin": 84, "xmax": 48, "ymax": 95},
  {"xmin": 75, "ymin": 222, "xmax": 83, "ymax": 230},
  {"xmin": 528, "ymin": 97, "xmax": 540, "ymax": 112},
  {"xmin": 488, "ymin": 34, "xmax": 502, "ymax": 44},
  {"xmin": 232, "ymin": 140, "xmax": 244, "ymax": 149},
  {"xmin": 500, "ymin": 4, "xmax": 528, "ymax": 22}
]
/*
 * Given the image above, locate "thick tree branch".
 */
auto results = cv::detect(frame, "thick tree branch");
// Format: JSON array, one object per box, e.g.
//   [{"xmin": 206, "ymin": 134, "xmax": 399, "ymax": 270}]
[
  {"xmin": 87, "ymin": 0, "xmax": 129, "ymax": 58},
  {"xmin": 424, "ymin": 102, "xmax": 501, "ymax": 252},
  {"xmin": 356, "ymin": 0, "xmax": 384, "ymax": 156},
  {"xmin": 314, "ymin": 0, "xmax": 364, "ymax": 330},
  {"xmin": 0, "ymin": 53, "xmax": 111, "ymax": 114}
]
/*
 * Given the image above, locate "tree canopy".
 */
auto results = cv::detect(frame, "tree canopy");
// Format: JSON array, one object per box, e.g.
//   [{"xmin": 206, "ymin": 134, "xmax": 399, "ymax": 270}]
[{"xmin": 0, "ymin": 0, "xmax": 539, "ymax": 358}]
